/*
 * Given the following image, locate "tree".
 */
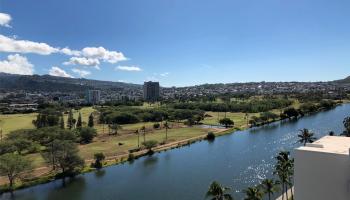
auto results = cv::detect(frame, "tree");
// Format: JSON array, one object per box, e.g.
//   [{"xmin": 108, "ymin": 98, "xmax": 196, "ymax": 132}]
[
  {"xmin": 76, "ymin": 112, "xmax": 82, "ymax": 129},
  {"xmin": 283, "ymin": 107, "xmax": 299, "ymax": 119},
  {"xmin": 341, "ymin": 116, "xmax": 350, "ymax": 136},
  {"xmin": 60, "ymin": 116, "xmax": 65, "ymax": 129},
  {"xmin": 219, "ymin": 118, "xmax": 234, "ymax": 128},
  {"xmin": 93, "ymin": 152, "xmax": 105, "ymax": 169},
  {"xmin": 297, "ymin": 128, "xmax": 316, "ymax": 146},
  {"xmin": 164, "ymin": 121, "xmax": 170, "ymax": 141},
  {"xmin": 243, "ymin": 186, "xmax": 263, "ymax": 200},
  {"xmin": 54, "ymin": 140, "xmax": 84, "ymax": 175},
  {"xmin": 205, "ymin": 181, "xmax": 233, "ymax": 200},
  {"xmin": 88, "ymin": 113, "xmax": 94, "ymax": 127},
  {"xmin": 274, "ymin": 151, "xmax": 294, "ymax": 200},
  {"xmin": 108, "ymin": 123, "xmax": 121, "ymax": 135},
  {"xmin": 260, "ymin": 179, "xmax": 279, "ymax": 200},
  {"xmin": 67, "ymin": 109, "xmax": 74, "ymax": 129},
  {"xmin": 78, "ymin": 127, "xmax": 97, "ymax": 144},
  {"xmin": 142, "ymin": 140, "xmax": 158, "ymax": 154},
  {"xmin": 0, "ymin": 153, "xmax": 31, "ymax": 190},
  {"xmin": 141, "ymin": 126, "xmax": 146, "ymax": 143}
]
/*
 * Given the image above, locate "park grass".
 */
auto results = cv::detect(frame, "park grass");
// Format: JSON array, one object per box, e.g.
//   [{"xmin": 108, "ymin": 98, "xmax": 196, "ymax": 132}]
[
  {"xmin": 79, "ymin": 126, "xmax": 212, "ymax": 159},
  {"xmin": 0, "ymin": 113, "xmax": 37, "ymax": 136},
  {"xmin": 0, "ymin": 107, "xmax": 96, "ymax": 136},
  {"xmin": 202, "ymin": 112, "xmax": 260, "ymax": 129}
]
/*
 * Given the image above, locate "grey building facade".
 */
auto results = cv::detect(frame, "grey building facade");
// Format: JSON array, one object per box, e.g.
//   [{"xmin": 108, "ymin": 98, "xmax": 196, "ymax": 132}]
[
  {"xmin": 143, "ymin": 81, "xmax": 160, "ymax": 102},
  {"xmin": 86, "ymin": 90, "xmax": 101, "ymax": 104}
]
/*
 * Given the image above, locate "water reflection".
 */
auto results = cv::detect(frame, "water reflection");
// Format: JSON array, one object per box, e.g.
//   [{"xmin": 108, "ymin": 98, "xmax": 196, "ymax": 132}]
[
  {"xmin": 143, "ymin": 155, "xmax": 159, "ymax": 167},
  {"xmin": 94, "ymin": 170, "xmax": 106, "ymax": 179}
]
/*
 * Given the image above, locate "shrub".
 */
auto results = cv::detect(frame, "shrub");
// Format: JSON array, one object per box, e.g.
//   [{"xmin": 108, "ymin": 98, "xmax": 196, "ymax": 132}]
[
  {"xmin": 127, "ymin": 153, "xmax": 135, "ymax": 162},
  {"xmin": 153, "ymin": 123, "xmax": 160, "ymax": 129},
  {"xmin": 206, "ymin": 132, "xmax": 215, "ymax": 141}
]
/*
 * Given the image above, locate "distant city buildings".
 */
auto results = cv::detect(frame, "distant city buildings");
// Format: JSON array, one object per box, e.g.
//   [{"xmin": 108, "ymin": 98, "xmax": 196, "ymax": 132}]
[
  {"xmin": 294, "ymin": 136, "xmax": 350, "ymax": 200},
  {"xmin": 86, "ymin": 90, "xmax": 101, "ymax": 104},
  {"xmin": 143, "ymin": 81, "xmax": 160, "ymax": 102}
]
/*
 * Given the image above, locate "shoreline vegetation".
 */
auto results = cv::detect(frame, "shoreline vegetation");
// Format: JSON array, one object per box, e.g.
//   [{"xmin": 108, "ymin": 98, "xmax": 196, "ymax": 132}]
[{"xmin": 0, "ymin": 98, "xmax": 346, "ymax": 194}]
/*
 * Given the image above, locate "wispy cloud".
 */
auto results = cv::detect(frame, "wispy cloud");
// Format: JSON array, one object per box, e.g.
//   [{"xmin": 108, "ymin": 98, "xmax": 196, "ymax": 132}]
[
  {"xmin": 116, "ymin": 65, "xmax": 142, "ymax": 72},
  {"xmin": 63, "ymin": 57, "xmax": 100, "ymax": 67},
  {"xmin": 72, "ymin": 68, "xmax": 91, "ymax": 77},
  {"xmin": 160, "ymin": 72, "xmax": 170, "ymax": 77},
  {"xmin": 49, "ymin": 66, "xmax": 73, "ymax": 78},
  {"xmin": 0, "ymin": 34, "xmax": 59, "ymax": 55}
]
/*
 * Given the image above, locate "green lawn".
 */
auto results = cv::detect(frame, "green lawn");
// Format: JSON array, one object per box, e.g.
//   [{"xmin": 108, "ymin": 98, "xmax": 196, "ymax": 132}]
[
  {"xmin": 0, "ymin": 113, "xmax": 37, "ymax": 135},
  {"xmin": 79, "ymin": 126, "xmax": 211, "ymax": 159},
  {"xmin": 202, "ymin": 111, "xmax": 260, "ymax": 129},
  {"xmin": 0, "ymin": 107, "xmax": 97, "ymax": 136}
]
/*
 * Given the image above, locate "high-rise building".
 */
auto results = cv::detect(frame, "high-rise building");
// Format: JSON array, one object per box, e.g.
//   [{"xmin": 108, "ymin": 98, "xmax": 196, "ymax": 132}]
[
  {"xmin": 86, "ymin": 90, "xmax": 101, "ymax": 104},
  {"xmin": 143, "ymin": 81, "xmax": 160, "ymax": 102},
  {"xmin": 294, "ymin": 136, "xmax": 350, "ymax": 200}
]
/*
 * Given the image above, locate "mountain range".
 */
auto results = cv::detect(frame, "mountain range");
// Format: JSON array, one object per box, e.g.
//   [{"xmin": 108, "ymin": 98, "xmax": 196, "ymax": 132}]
[{"xmin": 0, "ymin": 72, "xmax": 349, "ymax": 93}]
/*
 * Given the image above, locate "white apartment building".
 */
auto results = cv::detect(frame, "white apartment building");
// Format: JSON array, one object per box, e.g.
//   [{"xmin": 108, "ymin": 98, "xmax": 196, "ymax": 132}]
[{"xmin": 294, "ymin": 136, "xmax": 350, "ymax": 200}]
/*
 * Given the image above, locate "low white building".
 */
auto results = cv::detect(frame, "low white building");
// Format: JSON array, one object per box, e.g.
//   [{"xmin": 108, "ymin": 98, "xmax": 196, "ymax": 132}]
[{"xmin": 294, "ymin": 136, "xmax": 350, "ymax": 200}]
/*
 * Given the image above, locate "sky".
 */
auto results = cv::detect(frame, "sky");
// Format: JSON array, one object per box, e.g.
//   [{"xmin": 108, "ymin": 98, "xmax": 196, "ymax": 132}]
[{"xmin": 1, "ymin": 0, "xmax": 350, "ymax": 87}]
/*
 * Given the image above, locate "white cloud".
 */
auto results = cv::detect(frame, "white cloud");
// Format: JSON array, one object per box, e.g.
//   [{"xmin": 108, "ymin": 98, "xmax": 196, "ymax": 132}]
[
  {"xmin": 160, "ymin": 72, "xmax": 170, "ymax": 77},
  {"xmin": 0, "ymin": 34, "xmax": 59, "ymax": 55},
  {"xmin": 60, "ymin": 47, "xmax": 81, "ymax": 56},
  {"xmin": 72, "ymin": 68, "xmax": 91, "ymax": 77},
  {"xmin": 0, "ymin": 54, "xmax": 34, "ymax": 75},
  {"xmin": 116, "ymin": 65, "xmax": 141, "ymax": 72},
  {"xmin": 82, "ymin": 47, "xmax": 127, "ymax": 63},
  {"xmin": 63, "ymin": 57, "xmax": 100, "ymax": 67},
  {"xmin": 49, "ymin": 66, "xmax": 73, "ymax": 78},
  {"xmin": 0, "ymin": 13, "xmax": 11, "ymax": 27}
]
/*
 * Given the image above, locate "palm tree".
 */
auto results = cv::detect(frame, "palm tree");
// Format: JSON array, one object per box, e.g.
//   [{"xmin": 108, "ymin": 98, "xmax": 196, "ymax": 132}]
[
  {"xmin": 140, "ymin": 126, "xmax": 146, "ymax": 142},
  {"xmin": 274, "ymin": 151, "xmax": 294, "ymax": 200},
  {"xmin": 206, "ymin": 181, "xmax": 233, "ymax": 200},
  {"xmin": 243, "ymin": 186, "xmax": 263, "ymax": 200},
  {"xmin": 135, "ymin": 130, "xmax": 140, "ymax": 148},
  {"xmin": 260, "ymin": 179, "xmax": 279, "ymax": 200},
  {"xmin": 164, "ymin": 121, "xmax": 170, "ymax": 141},
  {"xmin": 297, "ymin": 128, "xmax": 316, "ymax": 146}
]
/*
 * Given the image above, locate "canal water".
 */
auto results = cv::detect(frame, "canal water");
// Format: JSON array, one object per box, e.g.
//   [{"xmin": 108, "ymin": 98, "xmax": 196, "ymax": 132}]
[{"xmin": 2, "ymin": 104, "xmax": 350, "ymax": 200}]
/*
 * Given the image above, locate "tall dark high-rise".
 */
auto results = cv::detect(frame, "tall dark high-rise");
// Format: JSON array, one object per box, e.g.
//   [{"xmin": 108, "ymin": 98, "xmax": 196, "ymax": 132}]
[{"xmin": 143, "ymin": 81, "xmax": 160, "ymax": 102}]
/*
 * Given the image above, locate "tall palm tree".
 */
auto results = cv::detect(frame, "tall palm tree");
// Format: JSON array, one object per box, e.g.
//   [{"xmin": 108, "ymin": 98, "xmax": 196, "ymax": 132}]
[
  {"xmin": 260, "ymin": 179, "xmax": 279, "ymax": 200},
  {"xmin": 164, "ymin": 121, "xmax": 169, "ymax": 141},
  {"xmin": 297, "ymin": 128, "xmax": 316, "ymax": 146},
  {"xmin": 140, "ymin": 126, "xmax": 146, "ymax": 142},
  {"xmin": 274, "ymin": 151, "xmax": 294, "ymax": 200},
  {"xmin": 243, "ymin": 186, "xmax": 263, "ymax": 200},
  {"xmin": 206, "ymin": 181, "xmax": 233, "ymax": 200}
]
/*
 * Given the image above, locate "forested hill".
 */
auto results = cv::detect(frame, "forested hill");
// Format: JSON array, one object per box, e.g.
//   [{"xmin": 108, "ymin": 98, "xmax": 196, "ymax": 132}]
[
  {"xmin": 335, "ymin": 76, "xmax": 350, "ymax": 84},
  {"xmin": 0, "ymin": 73, "xmax": 142, "ymax": 92}
]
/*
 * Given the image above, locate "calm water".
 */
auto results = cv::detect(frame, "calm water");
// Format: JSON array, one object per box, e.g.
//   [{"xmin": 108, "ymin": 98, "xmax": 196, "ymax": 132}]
[{"xmin": 2, "ymin": 104, "xmax": 350, "ymax": 200}]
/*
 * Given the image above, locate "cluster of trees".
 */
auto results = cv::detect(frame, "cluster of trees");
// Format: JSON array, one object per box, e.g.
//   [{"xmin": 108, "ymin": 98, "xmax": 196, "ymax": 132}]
[
  {"xmin": 98, "ymin": 107, "xmax": 205, "ymax": 125},
  {"xmin": 0, "ymin": 127, "xmax": 85, "ymax": 190},
  {"xmin": 249, "ymin": 100, "xmax": 337, "ymax": 127},
  {"xmin": 170, "ymin": 98, "xmax": 292, "ymax": 113},
  {"xmin": 206, "ymin": 151, "xmax": 294, "ymax": 200}
]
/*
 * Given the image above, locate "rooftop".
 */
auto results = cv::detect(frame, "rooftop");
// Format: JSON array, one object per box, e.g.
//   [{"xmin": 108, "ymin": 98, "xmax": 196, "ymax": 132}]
[{"xmin": 297, "ymin": 136, "xmax": 350, "ymax": 155}]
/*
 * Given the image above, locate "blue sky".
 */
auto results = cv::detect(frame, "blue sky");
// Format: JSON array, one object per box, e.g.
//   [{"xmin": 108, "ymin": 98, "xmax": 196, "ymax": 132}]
[{"xmin": 1, "ymin": 0, "xmax": 350, "ymax": 87}]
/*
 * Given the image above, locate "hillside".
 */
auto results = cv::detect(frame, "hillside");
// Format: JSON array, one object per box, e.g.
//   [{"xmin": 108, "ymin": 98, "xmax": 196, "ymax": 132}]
[
  {"xmin": 0, "ymin": 73, "xmax": 142, "ymax": 92},
  {"xmin": 335, "ymin": 76, "xmax": 350, "ymax": 84}
]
